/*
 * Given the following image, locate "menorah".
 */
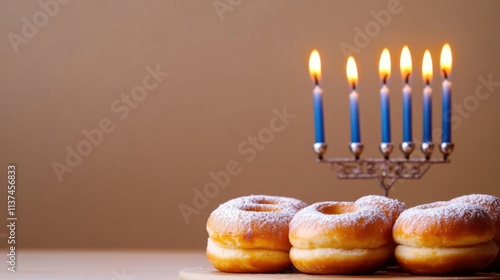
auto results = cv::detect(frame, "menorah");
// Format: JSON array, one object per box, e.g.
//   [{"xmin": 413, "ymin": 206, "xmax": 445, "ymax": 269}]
[
  {"xmin": 313, "ymin": 142, "xmax": 454, "ymax": 197},
  {"xmin": 309, "ymin": 45, "xmax": 454, "ymax": 196}
]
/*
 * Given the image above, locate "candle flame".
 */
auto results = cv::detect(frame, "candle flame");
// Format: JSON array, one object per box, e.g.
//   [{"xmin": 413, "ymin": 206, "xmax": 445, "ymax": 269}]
[
  {"xmin": 346, "ymin": 56, "xmax": 358, "ymax": 89},
  {"xmin": 422, "ymin": 50, "xmax": 433, "ymax": 84},
  {"xmin": 379, "ymin": 48, "xmax": 391, "ymax": 83},
  {"xmin": 440, "ymin": 43, "xmax": 452, "ymax": 79},
  {"xmin": 309, "ymin": 49, "xmax": 321, "ymax": 84},
  {"xmin": 400, "ymin": 45, "xmax": 412, "ymax": 83}
]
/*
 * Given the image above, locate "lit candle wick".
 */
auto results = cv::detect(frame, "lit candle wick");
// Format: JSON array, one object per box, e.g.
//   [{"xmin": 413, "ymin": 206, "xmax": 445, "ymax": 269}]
[{"xmin": 405, "ymin": 73, "xmax": 410, "ymax": 84}]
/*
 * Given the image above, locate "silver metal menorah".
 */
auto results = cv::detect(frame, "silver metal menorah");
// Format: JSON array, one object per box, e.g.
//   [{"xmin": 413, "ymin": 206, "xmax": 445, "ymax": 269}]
[{"xmin": 313, "ymin": 141, "xmax": 454, "ymax": 197}]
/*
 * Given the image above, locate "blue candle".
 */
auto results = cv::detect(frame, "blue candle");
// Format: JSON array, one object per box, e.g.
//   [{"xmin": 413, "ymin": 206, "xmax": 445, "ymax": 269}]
[
  {"xmin": 442, "ymin": 80, "xmax": 451, "ymax": 143},
  {"xmin": 379, "ymin": 49, "xmax": 391, "ymax": 143},
  {"xmin": 423, "ymin": 86, "xmax": 432, "ymax": 142},
  {"xmin": 350, "ymin": 91, "xmax": 361, "ymax": 143},
  {"xmin": 346, "ymin": 56, "xmax": 361, "ymax": 143},
  {"xmin": 400, "ymin": 46, "xmax": 413, "ymax": 143},
  {"xmin": 309, "ymin": 50, "xmax": 325, "ymax": 143},
  {"xmin": 422, "ymin": 50, "xmax": 433, "ymax": 143},
  {"xmin": 402, "ymin": 85, "xmax": 412, "ymax": 142},
  {"xmin": 313, "ymin": 85, "xmax": 325, "ymax": 143},
  {"xmin": 423, "ymin": 87, "xmax": 432, "ymax": 142},
  {"xmin": 380, "ymin": 86, "xmax": 391, "ymax": 143},
  {"xmin": 440, "ymin": 44, "xmax": 452, "ymax": 143}
]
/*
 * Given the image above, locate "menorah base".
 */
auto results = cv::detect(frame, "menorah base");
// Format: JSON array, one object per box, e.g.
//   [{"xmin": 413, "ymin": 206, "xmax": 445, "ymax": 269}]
[{"xmin": 318, "ymin": 157, "xmax": 450, "ymax": 196}]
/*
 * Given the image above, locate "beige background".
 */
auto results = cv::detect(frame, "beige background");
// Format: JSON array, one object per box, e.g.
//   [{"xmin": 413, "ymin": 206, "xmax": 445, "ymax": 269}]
[{"xmin": 0, "ymin": 0, "xmax": 499, "ymax": 250}]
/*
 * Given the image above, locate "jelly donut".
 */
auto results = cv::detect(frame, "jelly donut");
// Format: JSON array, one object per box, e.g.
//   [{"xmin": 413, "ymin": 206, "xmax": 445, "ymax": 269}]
[
  {"xmin": 206, "ymin": 194, "xmax": 306, "ymax": 273},
  {"xmin": 289, "ymin": 201, "xmax": 393, "ymax": 274},
  {"xmin": 393, "ymin": 201, "xmax": 498, "ymax": 275},
  {"xmin": 451, "ymin": 194, "xmax": 500, "ymax": 271}
]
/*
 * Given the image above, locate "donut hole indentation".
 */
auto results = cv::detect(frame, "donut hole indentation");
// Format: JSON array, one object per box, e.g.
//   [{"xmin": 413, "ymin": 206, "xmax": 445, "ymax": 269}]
[
  {"xmin": 253, "ymin": 199, "xmax": 277, "ymax": 205},
  {"xmin": 241, "ymin": 204, "xmax": 281, "ymax": 212},
  {"xmin": 318, "ymin": 203, "xmax": 357, "ymax": 215}
]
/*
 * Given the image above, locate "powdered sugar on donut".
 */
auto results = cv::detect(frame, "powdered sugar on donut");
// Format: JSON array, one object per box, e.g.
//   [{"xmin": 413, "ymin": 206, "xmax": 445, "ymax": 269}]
[
  {"xmin": 393, "ymin": 199, "xmax": 499, "ymax": 275},
  {"xmin": 289, "ymin": 201, "xmax": 392, "ymax": 250},
  {"xmin": 403, "ymin": 201, "xmax": 489, "ymax": 224},
  {"xmin": 289, "ymin": 201, "xmax": 394, "ymax": 273},
  {"xmin": 207, "ymin": 195, "xmax": 306, "ymax": 250},
  {"xmin": 451, "ymin": 194, "xmax": 500, "ymax": 222},
  {"xmin": 355, "ymin": 195, "xmax": 405, "ymax": 224},
  {"xmin": 223, "ymin": 194, "xmax": 307, "ymax": 211},
  {"xmin": 394, "ymin": 201, "xmax": 495, "ymax": 247},
  {"xmin": 291, "ymin": 201, "xmax": 384, "ymax": 229}
]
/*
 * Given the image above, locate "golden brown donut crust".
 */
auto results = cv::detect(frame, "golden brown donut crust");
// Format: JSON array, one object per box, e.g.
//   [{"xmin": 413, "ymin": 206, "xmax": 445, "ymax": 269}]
[
  {"xmin": 206, "ymin": 239, "xmax": 292, "ymax": 273},
  {"xmin": 290, "ymin": 245, "xmax": 394, "ymax": 275},
  {"xmin": 206, "ymin": 194, "xmax": 306, "ymax": 273},
  {"xmin": 395, "ymin": 241, "xmax": 498, "ymax": 275},
  {"xmin": 289, "ymin": 201, "xmax": 393, "ymax": 274},
  {"xmin": 393, "ymin": 201, "xmax": 497, "ymax": 275},
  {"xmin": 450, "ymin": 194, "xmax": 500, "ymax": 271},
  {"xmin": 290, "ymin": 202, "xmax": 392, "ymax": 249},
  {"xmin": 451, "ymin": 194, "xmax": 500, "ymax": 241},
  {"xmin": 393, "ymin": 201, "xmax": 495, "ymax": 248}
]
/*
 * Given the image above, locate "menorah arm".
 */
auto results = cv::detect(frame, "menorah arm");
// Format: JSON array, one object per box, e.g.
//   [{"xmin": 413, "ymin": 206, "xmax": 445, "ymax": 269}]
[{"xmin": 318, "ymin": 158, "xmax": 450, "ymax": 197}]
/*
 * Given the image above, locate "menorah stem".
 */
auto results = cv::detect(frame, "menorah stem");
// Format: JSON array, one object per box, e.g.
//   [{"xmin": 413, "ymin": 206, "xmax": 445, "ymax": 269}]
[
  {"xmin": 383, "ymin": 188, "xmax": 389, "ymax": 197},
  {"xmin": 378, "ymin": 181, "xmax": 390, "ymax": 197},
  {"xmin": 375, "ymin": 177, "xmax": 395, "ymax": 197}
]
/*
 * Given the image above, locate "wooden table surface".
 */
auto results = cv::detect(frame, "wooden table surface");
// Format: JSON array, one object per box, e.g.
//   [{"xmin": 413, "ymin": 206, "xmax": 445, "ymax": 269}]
[
  {"xmin": 1, "ymin": 250, "xmax": 499, "ymax": 280},
  {"xmin": 0, "ymin": 250, "xmax": 208, "ymax": 279}
]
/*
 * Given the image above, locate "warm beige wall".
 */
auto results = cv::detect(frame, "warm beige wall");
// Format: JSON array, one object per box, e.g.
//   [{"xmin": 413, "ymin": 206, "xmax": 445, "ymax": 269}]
[{"xmin": 1, "ymin": 0, "xmax": 499, "ymax": 250}]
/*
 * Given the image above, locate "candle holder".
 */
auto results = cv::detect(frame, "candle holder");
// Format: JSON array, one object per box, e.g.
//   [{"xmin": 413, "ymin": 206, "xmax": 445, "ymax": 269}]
[
  {"xmin": 440, "ymin": 142, "xmax": 454, "ymax": 160},
  {"xmin": 421, "ymin": 142, "xmax": 434, "ymax": 160},
  {"xmin": 349, "ymin": 142, "xmax": 363, "ymax": 160},
  {"xmin": 400, "ymin": 141, "xmax": 415, "ymax": 159},
  {"xmin": 314, "ymin": 142, "xmax": 453, "ymax": 197},
  {"xmin": 313, "ymin": 142, "xmax": 328, "ymax": 160},
  {"xmin": 379, "ymin": 142, "xmax": 394, "ymax": 160}
]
